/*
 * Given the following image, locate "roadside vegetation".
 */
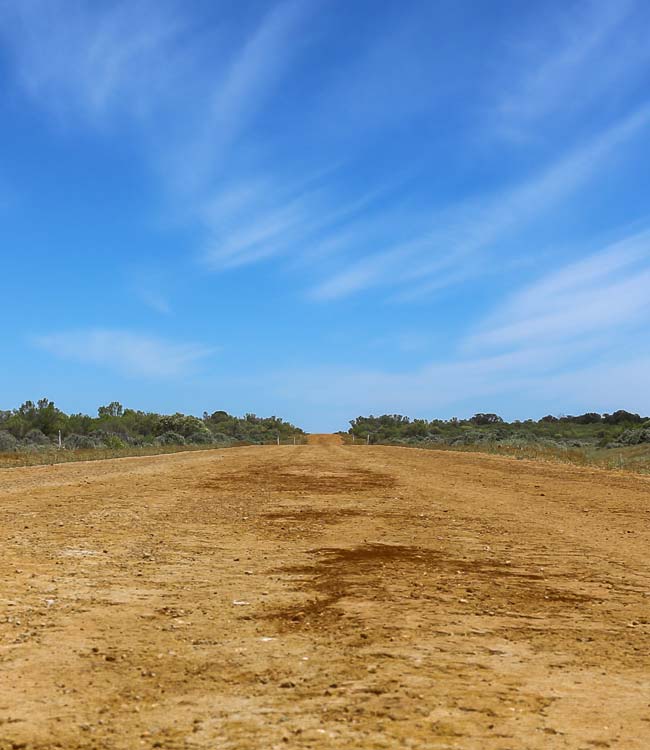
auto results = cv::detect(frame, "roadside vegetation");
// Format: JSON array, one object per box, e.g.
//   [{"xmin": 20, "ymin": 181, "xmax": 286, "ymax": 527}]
[
  {"xmin": 0, "ymin": 399, "xmax": 306, "ymax": 467},
  {"xmin": 345, "ymin": 411, "xmax": 650, "ymax": 474}
]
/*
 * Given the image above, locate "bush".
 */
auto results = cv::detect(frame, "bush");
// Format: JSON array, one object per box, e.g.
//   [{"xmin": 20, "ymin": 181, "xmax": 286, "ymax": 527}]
[
  {"xmin": 154, "ymin": 431, "xmax": 186, "ymax": 446},
  {"xmin": 187, "ymin": 430, "xmax": 214, "ymax": 445},
  {"xmin": 615, "ymin": 428, "xmax": 650, "ymax": 446},
  {"xmin": 211, "ymin": 432, "xmax": 234, "ymax": 446},
  {"xmin": 156, "ymin": 414, "xmax": 204, "ymax": 438},
  {"xmin": 469, "ymin": 413, "xmax": 503, "ymax": 426},
  {"xmin": 104, "ymin": 435, "xmax": 126, "ymax": 450},
  {"xmin": 89, "ymin": 430, "xmax": 132, "ymax": 448},
  {"xmin": 18, "ymin": 442, "xmax": 45, "ymax": 453},
  {"xmin": 64, "ymin": 434, "xmax": 102, "ymax": 450},
  {"xmin": 23, "ymin": 429, "xmax": 51, "ymax": 446},
  {"xmin": 0, "ymin": 430, "xmax": 18, "ymax": 452}
]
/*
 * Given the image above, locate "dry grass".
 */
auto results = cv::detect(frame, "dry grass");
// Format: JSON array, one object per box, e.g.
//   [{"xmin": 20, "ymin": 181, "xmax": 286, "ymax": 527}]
[
  {"xmin": 340, "ymin": 434, "xmax": 650, "ymax": 475},
  {"xmin": 431, "ymin": 442, "xmax": 650, "ymax": 474},
  {"xmin": 0, "ymin": 436, "xmax": 309, "ymax": 469},
  {"xmin": 0, "ymin": 443, "xmax": 218, "ymax": 469}
]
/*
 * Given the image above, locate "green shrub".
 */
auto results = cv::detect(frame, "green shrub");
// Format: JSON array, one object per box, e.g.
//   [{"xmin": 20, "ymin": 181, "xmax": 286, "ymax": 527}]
[
  {"xmin": 154, "ymin": 431, "xmax": 186, "ymax": 446},
  {"xmin": 187, "ymin": 430, "xmax": 214, "ymax": 445},
  {"xmin": 211, "ymin": 432, "xmax": 234, "ymax": 446},
  {"xmin": 616, "ymin": 428, "xmax": 650, "ymax": 446},
  {"xmin": 64, "ymin": 434, "xmax": 102, "ymax": 450},
  {"xmin": 156, "ymin": 414, "xmax": 204, "ymax": 438},
  {"xmin": 104, "ymin": 435, "xmax": 126, "ymax": 450},
  {"xmin": 23, "ymin": 429, "xmax": 51, "ymax": 446},
  {"xmin": 0, "ymin": 430, "xmax": 18, "ymax": 452}
]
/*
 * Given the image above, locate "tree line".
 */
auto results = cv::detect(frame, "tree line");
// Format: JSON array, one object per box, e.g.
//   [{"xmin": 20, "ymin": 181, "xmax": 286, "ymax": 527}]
[
  {"xmin": 347, "ymin": 411, "xmax": 650, "ymax": 448},
  {"xmin": 0, "ymin": 399, "xmax": 305, "ymax": 452}
]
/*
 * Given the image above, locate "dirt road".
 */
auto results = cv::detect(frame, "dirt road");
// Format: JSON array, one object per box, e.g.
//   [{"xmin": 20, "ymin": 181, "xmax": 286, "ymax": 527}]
[{"xmin": 1, "ymin": 441, "xmax": 649, "ymax": 749}]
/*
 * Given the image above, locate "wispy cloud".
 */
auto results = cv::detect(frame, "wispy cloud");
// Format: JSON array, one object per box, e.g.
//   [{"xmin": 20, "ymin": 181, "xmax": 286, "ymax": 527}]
[
  {"xmin": 134, "ymin": 288, "xmax": 172, "ymax": 316},
  {"xmin": 34, "ymin": 329, "xmax": 213, "ymax": 378},
  {"xmin": 198, "ymin": 174, "xmax": 390, "ymax": 271},
  {"xmin": 210, "ymin": 0, "xmax": 310, "ymax": 146},
  {"xmin": 166, "ymin": 0, "xmax": 315, "ymax": 194},
  {"xmin": 249, "ymin": 343, "xmax": 590, "ymax": 428},
  {"xmin": 0, "ymin": 0, "xmax": 455, "ymax": 299},
  {"xmin": 3, "ymin": 0, "xmax": 650, "ymax": 311},
  {"xmin": 0, "ymin": 1, "xmax": 314, "ymax": 189},
  {"xmin": 257, "ymin": 345, "xmax": 650, "ymax": 430},
  {"xmin": 0, "ymin": 0, "xmax": 321, "ymax": 287},
  {"xmin": 127, "ymin": 265, "xmax": 174, "ymax": 315},
  {"xmin": 466, "ymin": 228, "xmax": 650, "ymax": 352},
  {"xmin": 0, "ymin": 0, "xmax": 187, "ymax": 123},
  {"xmin": 309, "ymin": 104, "xmax": 650, "ymax": 300},
  {"xmin": 493, "ymin": 0, "xmax": 649, "ymax": 138},
  {"xmin": 254, "ymin": 225, "xmax": 650, "ymax": 426},
  {"xmin": 192, "ymin": 95, "xmax": 650, "ymax": 301}
]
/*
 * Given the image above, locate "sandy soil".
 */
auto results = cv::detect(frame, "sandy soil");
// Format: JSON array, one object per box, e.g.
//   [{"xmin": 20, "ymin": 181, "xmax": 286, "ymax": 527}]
[{"xmin": 1, "ymin": 437, "xmax": 649, "ymax": 749}]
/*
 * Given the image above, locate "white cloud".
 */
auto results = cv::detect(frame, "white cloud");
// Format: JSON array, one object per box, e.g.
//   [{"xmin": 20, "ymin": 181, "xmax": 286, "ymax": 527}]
[
  {"xmin": 3, "ymin": 0, "xmax": 650, "ymax": 310},
  {"xmin": 199, "ymin": 175, "xmax": 389, "ymax": 270},
  {"xmin": 34, "ymin": 329, "xmax": 213, "ymax": 378},
  {"xmin": 467, "ymin": 228, "xmax": 650, "ymax": 351},
  {"xmin": 252, "ymin": 226, "xmax": 650, "ymax": 424},
  {"xmin": 531, "ymin": 355, "xmax": 650, "ymax": 415},
  {"xmin": 246, "ymin": 342, "xmax": 589, "ymax": 425},
  {"xmin": 309, "ymin": 104, "xmax": 650, "ymax": 300},
  {"xmin": 210, "ymin": 1, "xmax": 309, "ymax": 142},
  {"xmin": 165, "ymin": 0, "xmax": 315, "ymax": 195},
  {"xmin": 136, "ymin": 289, "xmax": 172, "ymax": 316},
  {"xmin": 127, "ymin": 266, "xmax": 173, "ymax": 315},
  {"xmin": 0, "ymin": 0, "xmax": 317, "ymax": 198},
  {"xmin": 0, "ymin": 0, "xmax": 321, "ymax": 287},
  {"xmin": 493, "ymin": 0, "xmax": 649, "ymax": 138},
  {"xmin": 0, "ymin": 0, "xmax": 187, "ymax": 123}
]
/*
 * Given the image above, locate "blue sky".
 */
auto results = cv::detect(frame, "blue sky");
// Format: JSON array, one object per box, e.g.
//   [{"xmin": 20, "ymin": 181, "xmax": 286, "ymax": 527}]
[{"xmin": 1, "ymin": 0, "xmax": 650, "ymax": 431}]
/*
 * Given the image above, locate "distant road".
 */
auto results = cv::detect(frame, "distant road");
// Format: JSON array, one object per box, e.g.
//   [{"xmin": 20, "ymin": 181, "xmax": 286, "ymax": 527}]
[
  {"xmin": 306, "ymin": 432, "xmax": 344, "ymax": 445},
  {"xmin": 1, "ymin": 443, "xmax": 649, "ymax": 748}
]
